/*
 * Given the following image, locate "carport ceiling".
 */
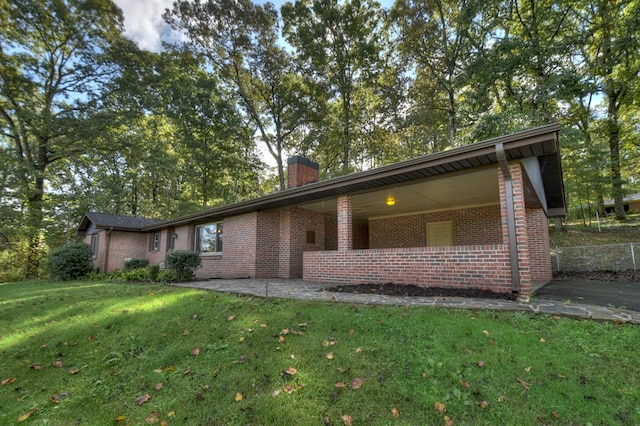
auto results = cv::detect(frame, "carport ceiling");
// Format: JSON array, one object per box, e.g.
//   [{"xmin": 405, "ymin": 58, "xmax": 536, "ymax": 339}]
[{"xmin": 300, "ymin": 167, "xmax": 500, "ymax": 221}]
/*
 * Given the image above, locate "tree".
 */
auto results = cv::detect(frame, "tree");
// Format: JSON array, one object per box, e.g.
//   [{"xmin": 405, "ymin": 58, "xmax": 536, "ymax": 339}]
[
  {"xmin": 282, "ymin": 0, "xmax": 388, "ymax": 175},
  {"xmin": 0, "ymin": 0, "xmax": 131, "ymax": 276},
  {"xmin": 164, "ymin": 0, "xmax": 312, "ymax": 190}
]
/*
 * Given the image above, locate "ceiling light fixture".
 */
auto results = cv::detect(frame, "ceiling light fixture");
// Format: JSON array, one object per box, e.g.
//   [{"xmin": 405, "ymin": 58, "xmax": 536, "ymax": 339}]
[{"xmin": 386, "ymin": 196, "xmax": 396, "ymax": 206}]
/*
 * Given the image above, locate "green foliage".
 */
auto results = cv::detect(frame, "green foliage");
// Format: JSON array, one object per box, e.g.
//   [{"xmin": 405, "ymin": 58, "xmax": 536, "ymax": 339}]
[
  {"xmin": 149, "ymin": 264, "xmax": 160, "ymax": 281},
  {"xmin": 124, "ymin": 258, "xmax": 150, "ymax": 270},
  {"xmin": 48, "ymin": 242, "xmax": 94, "ymax": 281},
  {"xmin": 1, "ymin": 281, "xmax": 639, "ymax": 425},
  {"xmin": 166, "ymin": 250, "xmax": 202, "ymax": 281}
]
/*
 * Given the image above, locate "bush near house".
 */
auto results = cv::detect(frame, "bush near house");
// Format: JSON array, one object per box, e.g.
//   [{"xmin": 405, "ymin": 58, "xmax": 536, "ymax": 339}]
[
  {"xmin": 166, "ymin": 250, "xmax": 201, "ymax": 281},
  {"xmin": 48, "ymin": 242, "xmax": 94, "ymax": 281},
  {"xmin": 124, "ymin": 258, "xmax": 149, "ymax": 270}
]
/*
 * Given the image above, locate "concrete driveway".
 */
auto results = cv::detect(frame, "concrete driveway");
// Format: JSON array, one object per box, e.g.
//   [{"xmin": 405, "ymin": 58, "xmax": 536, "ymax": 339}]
[{"xmin": 534, "ymin": 279, "xmax": 640, "ymax": 312}]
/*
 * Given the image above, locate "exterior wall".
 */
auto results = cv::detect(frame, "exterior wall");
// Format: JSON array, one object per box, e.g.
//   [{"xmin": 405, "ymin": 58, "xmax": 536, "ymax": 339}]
[
  {"xmin": 324, "ymin": 216, "xmax": 368, "ymax": 250},
  {"xmin": 369, "ymin": 205, "xmax": 502, "ymax": 249},
  {"xmin": 194, "ymin": 212, "xmax": 258, "ymax": 279},
  {"xmin": 256, "ymin": 209, "xmax": 281, "ymax": 278},
  {"xmin": 526, "ymin": 208, "xmax": 552, "ymax": 284},
  {"xmin": 147, "ymin": 229, "xmax": 170, "ymax": 266},
  {"xmin": 85, "ymin": 230, "xmax": 149, "ymax": 272},
  {"xmin": 304, "ymin": 245, "xmax": 513, "ymax": 293},
  {"xmin": 287, "ymin": 156, "xmax": 319, "ymax": 188}
]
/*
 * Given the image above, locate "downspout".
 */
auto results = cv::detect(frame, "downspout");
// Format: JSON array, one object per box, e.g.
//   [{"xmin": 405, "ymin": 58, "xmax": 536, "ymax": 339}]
[
  {"xmin": 496, "ymin": 143, "xmax": 520, "ymax": 295},
  {"xmin": 103, "ymin": 227, "xmax": 113, "ymax": 273}
]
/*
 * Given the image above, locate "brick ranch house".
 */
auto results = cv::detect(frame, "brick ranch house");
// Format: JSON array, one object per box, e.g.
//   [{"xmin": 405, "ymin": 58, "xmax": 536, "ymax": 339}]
[{"xmin": 77, "ymin": 123, "xmax": 566, "ymax": 300}]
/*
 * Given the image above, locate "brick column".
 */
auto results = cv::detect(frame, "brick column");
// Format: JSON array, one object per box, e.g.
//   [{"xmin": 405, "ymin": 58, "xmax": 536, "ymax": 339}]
[
  {"xmin": 337, "ymin": 195, "xmax": 353, "ymax": 251},
  {"xmin": 279, "ymin": 208, "xmax": 292, "ymax": 278},
  {"xmin": 498, "ymin": 164, "xmax": 531, "ymax": 299}
]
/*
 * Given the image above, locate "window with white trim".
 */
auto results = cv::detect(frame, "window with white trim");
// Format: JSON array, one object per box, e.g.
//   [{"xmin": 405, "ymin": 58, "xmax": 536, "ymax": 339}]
[
  {"xmin": 151, "ymin": 232, "xmax": 161, "ymax": 251},
  {"xmin": 91, "ymin": 234, "xmax": 99, "ymax": 256},
  {"xmin": 195, "ymin": 222, "xmax": 223, "ymax": 253}
]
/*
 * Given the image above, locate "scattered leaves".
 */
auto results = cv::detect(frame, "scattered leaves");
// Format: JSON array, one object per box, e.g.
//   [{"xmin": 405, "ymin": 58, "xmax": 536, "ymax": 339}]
[
  {"xmin": 52, "ymin": 361, "xmax": 63, "ymax": 368},
  {"xmin": 540, "ymin": 338, "xmax": 546, "ymax": 343},
  {"xmin": 29, "ymin": 363, "xmax": 41, "ymax": 370},
  {"xmin": 17, "ymin": 407, "xmax": 38, "ymax": 423},
  {"xmin": 460, "ymin": 380, "xmax": 470, "ymax": 388},
  {"xmin": 341, "ymin": 414, "xmax": 353, "ymax": 425},
  {"xmin": 516, "ymin": 377, "xmax": 530, "ymax": 390},
  {"xmin": 154, "ymin": 383, "xmax": 163, "ymax": 391},
  {"xmin": 234, "ymin": 393, "xmax": 244, "ymax": 402},
  {"xmin": 335, "ymin": 382, "xmax": 347, "ymax": 389},
  {"xmin": 2, "ymin": 377, "xmax": 16, "ymax": 385},
  {"xmin": 392, "ymin": 407, "xmax": 400, "ymax": 418},
  {"xmin": 478, "ymin": 400, "xmax": 489, "ymax": 410},
  {"xmin": 191, "ymin": 347, "xmax": 200, "ymax": 356},
  {"xmin": 136, "ymin": 393, "xmax": 152, "ymax": 405},
  {"xmin": 551, "ymin": 410, "xmax": 562, "ymax": 420},
  {"xmin": 227, "ymin": 315, "xmax": 236, "ymax": 321},
  {"xmin": 283, "ymin": 384, "xmax": 294, "ymax": 394},
  {"xmin": 482, "ymin": 330, "xmax": 490, "ymax": 336},
  {"xmin": 351, "ymin": 378, "xmax": 363, "ymax": 389},
  {"xmin": 145, "ymin": 412, "xmax": 160, "ymax": 423},
  {"xmin": 444, "ymin": 415, "xmax": 454, "ymax": 426},
  {"xmin": 68, "ymin": 365, "xmax": 88, "ymax": 375},
  {"xmin": 477, "ymin": 360, "xmax": 485, "ymax": 367},
  {"xmin": 434, "ymin": 401, "xmax": 447, "ymax": 414},
  {"xmin": 114, "ymin": 415, "xmax": 127, "ymax": 423},
  {"xmin": 284, "ymin": 367, "xmax": 297, "ymax": 376},
  {"xmin": 326, "ymin": 352, "xmax": 334, "ymax": 360},
  {"xmin": 272, "ymin": 389, "xmax": 281, "ymax": 397},
  {"xmin": 49, "ymin": 392, "xmax": 70, "ymax": 404},
  {"xmin": 182, "ymin": 329, "xmax": 190, "ymax": 336}
]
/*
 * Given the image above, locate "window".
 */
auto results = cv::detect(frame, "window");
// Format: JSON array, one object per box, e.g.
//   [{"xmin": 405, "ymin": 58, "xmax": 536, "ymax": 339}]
[
  {"xmin": 91, "ymin": 234, "xmax": 99, "ymax": 256},
  {"xmin": 195, "ymin": 222, "xmax": 223, "ymax": 253},
  {"xmin": 167, "ymin": 228, "xmax": 176, "ymax": 251},
  {"xmin": 151, "ymin": 232, "xmax": 161, "ymax": 251}
]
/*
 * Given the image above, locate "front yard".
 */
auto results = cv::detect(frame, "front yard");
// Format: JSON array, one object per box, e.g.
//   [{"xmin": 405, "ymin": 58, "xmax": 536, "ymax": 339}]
[{"xmin": 1, "ymin": 280, "xmax": 639, "ymax": 425}]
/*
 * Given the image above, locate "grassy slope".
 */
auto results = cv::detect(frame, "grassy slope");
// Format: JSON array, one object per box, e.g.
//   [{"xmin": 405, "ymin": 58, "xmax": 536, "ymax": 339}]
[
  {"xmin": 550, "ymin": 213, "xmax": 640, "ymax": 247},
  {"xmin": 1, "ymin": 281, "xmax": 639, "ymax": 425}
]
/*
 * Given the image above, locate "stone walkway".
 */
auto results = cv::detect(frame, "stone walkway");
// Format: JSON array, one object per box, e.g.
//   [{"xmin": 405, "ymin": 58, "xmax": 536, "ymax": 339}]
[{"xmin": 172, "ymin": 279, "xmax": 640, "ymax": 324}]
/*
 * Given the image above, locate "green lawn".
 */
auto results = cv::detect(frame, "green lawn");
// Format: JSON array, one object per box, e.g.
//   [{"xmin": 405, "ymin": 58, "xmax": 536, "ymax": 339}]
[{"xmin": 1, "ymin": 281, "xmax": 639, "ymax": 425}]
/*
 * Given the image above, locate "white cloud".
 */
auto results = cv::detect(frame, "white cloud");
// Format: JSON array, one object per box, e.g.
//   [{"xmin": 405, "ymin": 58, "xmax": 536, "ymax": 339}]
[{"xmin": 114, "ymin": 0, "xmax": 177, "ymax": 52}]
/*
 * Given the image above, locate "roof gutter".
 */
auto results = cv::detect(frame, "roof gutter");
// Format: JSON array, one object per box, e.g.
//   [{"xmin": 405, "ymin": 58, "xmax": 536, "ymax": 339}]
[{"xmin": 496, "ymin": 143, "xmax": 520, "ymax": 295}]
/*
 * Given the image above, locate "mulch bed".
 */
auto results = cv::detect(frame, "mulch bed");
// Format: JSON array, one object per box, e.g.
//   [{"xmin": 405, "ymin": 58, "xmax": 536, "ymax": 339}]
[
  {"xmin": 323, "ymin": 283, "xmax": 517, "ymax": 300},
  {"xmin": 553, "ymin": 270, "xmax": 639, "ymax": 282}
]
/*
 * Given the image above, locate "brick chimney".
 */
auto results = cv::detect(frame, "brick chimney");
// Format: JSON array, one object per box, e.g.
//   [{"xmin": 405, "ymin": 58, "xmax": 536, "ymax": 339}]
[{"xmin": 287, "ymin": 156, "xmax": 319, "ymax": 189}]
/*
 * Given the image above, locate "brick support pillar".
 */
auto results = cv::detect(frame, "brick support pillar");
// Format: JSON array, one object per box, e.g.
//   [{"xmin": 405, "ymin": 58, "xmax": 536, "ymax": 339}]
[
  {"xmin": 337, "ymin": 195, "xmax": 353, "ymax": 252},
  {"xmin": 498, "ymin": 164, "xmax": 531, "ymax": 299}
]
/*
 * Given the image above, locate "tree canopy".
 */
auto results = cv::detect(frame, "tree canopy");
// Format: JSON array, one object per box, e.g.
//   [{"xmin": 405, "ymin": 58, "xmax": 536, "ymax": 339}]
[{"xmin": 1, "ymin": 0, "xmax": 638, "ymax": 280}]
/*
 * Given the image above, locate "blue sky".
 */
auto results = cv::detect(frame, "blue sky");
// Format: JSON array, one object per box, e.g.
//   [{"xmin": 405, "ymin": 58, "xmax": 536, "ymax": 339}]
[{"xmin": 115, "ymin": 0, "xmax": 395, "ymax": 52}]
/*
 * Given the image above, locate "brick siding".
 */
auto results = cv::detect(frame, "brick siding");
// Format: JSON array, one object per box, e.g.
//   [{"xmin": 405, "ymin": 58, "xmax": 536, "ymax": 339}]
[
  {"xmin": 369, "ymin": 205, "xmax": 502, "ymax": 249},
  {"xmin": 304, "ymin": 245, "xmax": 513, "ymax": 293}
]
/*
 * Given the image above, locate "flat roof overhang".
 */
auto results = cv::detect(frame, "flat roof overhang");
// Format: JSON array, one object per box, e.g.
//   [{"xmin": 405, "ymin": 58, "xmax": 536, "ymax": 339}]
[{"xmin": 144, "ymin": 123, "xmax": 565, "ymax": 230}]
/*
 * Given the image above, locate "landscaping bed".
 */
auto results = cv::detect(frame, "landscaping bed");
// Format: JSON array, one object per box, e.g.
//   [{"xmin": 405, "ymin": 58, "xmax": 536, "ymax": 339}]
[{"xmin": 324, "ymin": 283, "xmax": 517, "ymax": 300}]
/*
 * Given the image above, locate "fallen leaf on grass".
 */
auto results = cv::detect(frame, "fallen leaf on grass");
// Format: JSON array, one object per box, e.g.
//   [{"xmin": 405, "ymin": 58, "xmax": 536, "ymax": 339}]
[
  {"xmin": 341, "ymin": 414, "xmax": 353, "ymax": 425},
  {"xmin": 29, "ymin": 364, "xmax": 41, "ymax": 370},
  {"xmin": 235, "ymin": 393, "xmax": 244, "ymax": 401},
  {"xmin": 322, "ymin": 338, "xmax": 338, "ymax": 347},
  {"xmin": 283, "ymin": 384, "xmax": 295, "ymax": 394},
  {"xmin": 351, "ymin": 378, "xmax": 363, "ymax": 389},
  {"xmin": 114, "ymin": 415, "xmax": 126, "ymax": 422},
  {"xmin": 516, "ymin": 377, "xmax": 530, "ymax": 390},
  {"xmin": 391, "ymin": 407, "xmax": 400, "ymax": 418},
  {"xmin": 68, "ymin": 365, "xmax": 88, "ymax": 375},
  {"xmin": 284, "ymin": 367, "xmax": 297, "ymax": 376},
  {"xmin": 478, "ymin": 400, "xmax": 489, "ymax": 409},
  {"xmin": 17, "ymin": 407, "xmax": 38, "ymax": 423},
  {"xmin": 52, "ymin": 361, "xmax": 63, "ymax": 368},
  {"xmin": 227, "ymin": 315, "xmax": 236, "ymax": 321},
  {"xmin": 444, "ymin": 415, "xmax": 454, "ymax": 426},
  {"xmin": 182, "ymin": 329, "xmax": 190, "ymax": 336},
  {"xmin": 551, "ymin": 410, "xmax": 562, "ymax": 420},
  {"xmin": 191, "ymin": 347, "xmax": 200, "ymax": 356},
  {"xmin": 272, "ymin": 389, "xmax": 281, "ymax": 397},
  {"xmin": 482, "ymin": 330, "xmax": 490, "ymax": 336},
  {"xmin": 136, "ymin": 393, "xmax": 152, "ymax": 405},
  {"xmin": 335, "ymin": 382, "xmax": 347, "ymax": 389},
  {"xmin": 278, "ymin": 336, "xmax": 286, "ymax": 343},
  {"xmin": 154, "ymin": 383, "xmax": 164, "ymax": 391},
  {"xmin": 49, "ymin": 392, "xmax": 71, "ymax": 404},
  {"xmin": 460, "ymin": 380, "xmax": 470, "ymax": 388},
  {"xmin": 477, "ymin": 360, "xmax": 485, "ymax": 367},
  {"xmin": 2, "ymin": 377, "xmax": 17, "ymax": 385},
  {"xmin": 326, "ymin": 352, "xmax": 334, "ymax": 360},
  {"xmin": 145, "ymin": 412, "xmax": 160, "ymax": 423},
  {"xmin": 434, "ymin": 401, "xmax": 447, "ymax": 414},
  {"xmin": 540, "ymin": 338, "xmax": 546, "ymax": 343}
]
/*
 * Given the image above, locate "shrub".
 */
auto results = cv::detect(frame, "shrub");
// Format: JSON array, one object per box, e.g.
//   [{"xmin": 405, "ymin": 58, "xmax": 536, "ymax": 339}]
[
  {"xmin": 124, "ymin": 258, "xmax": 149, "ymax": 270},
  {"xmin": 148, "ymin": 264, "xmax": 160, "ymax": 281},
  {"xmin": 157, "ymin": 269, "xmax": 178, "ymax": 283},
  {"xmin": 166, "ymin": 250, "xmax": 201, "ymax": 281},
  {"xmin": 121, "ymin": 268, "xmax": 150, "ymax": 282},
  {"xmin": 49, "ymin": 242, "xmax": 94, "ymax": 281}
]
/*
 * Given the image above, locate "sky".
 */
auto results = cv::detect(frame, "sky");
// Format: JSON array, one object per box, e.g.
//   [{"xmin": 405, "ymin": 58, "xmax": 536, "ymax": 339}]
[{"xmin": 114, "ymin": 0, "xmax": 394, "ymax": 52}]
